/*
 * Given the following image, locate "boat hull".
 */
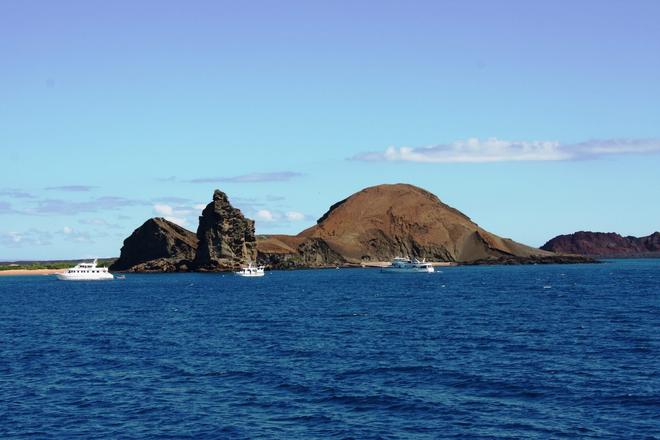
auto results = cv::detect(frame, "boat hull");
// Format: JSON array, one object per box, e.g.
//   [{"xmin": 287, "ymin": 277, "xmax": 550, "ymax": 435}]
[
  {"xmin": 55, "ymin": 273, "xmax": 115, "ymax": 281},
  {"xmin": 235, "ymin": 272, "xmax": 265, "ymax": 277}
]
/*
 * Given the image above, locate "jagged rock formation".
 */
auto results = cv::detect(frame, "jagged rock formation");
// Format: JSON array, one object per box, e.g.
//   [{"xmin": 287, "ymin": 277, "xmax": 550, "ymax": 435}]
[
  {"xmin": 541, "ymin": 231, "xmax": 660, "ymax": 257},
  {"xmin": 257, "ymin": 183, "xmax": 590, "ymax": 267},
  {"xmin": 193, "ymin": 189, "xmax": 257, "ymax": 271},
  {"xmin": 112, "ymin": 190, "xmax": 257, "ymax": 272},
  {"xmin": 110, "ymin": 218, "xmax": 198, "ymax": 272}
]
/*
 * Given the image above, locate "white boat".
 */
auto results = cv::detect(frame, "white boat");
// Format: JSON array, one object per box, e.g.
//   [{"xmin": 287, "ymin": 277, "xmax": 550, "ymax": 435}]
[
  {"xmin": 381, "ymin": 257, "xmax": 435, "ymax": 273},
  {"xmin": 56, "ymin": 259, "xmax": 114, "ymax": 281},
  {"xmin": 235, "ymin": 263, "xmax": 265, "ymax": 277}
]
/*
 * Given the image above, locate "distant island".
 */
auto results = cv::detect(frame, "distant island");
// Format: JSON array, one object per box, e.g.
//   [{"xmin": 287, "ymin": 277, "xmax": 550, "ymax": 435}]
[
  {"xmin": 541, "ymin": 231, "xmax": 660, "ymax": 258},
  {"xmin": 110, "ymin": 183, "xmax": 592, "ymax": 272}
]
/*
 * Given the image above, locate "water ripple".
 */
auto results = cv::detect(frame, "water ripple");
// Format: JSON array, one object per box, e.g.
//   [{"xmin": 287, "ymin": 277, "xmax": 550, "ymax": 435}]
[{"xmin": 1, "ymin": 260, "xmax": 659, "ymax": 438}]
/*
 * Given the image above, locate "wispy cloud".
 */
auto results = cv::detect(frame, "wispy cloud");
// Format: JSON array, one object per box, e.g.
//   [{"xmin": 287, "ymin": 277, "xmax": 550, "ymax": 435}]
[
  {"xmin": 31, "ymin": 196, "xmax": 145, "ymax": 215},
  {"xmin": 0, "ymin": 225, "xmax": 99, "ymax": 248},
  {"xmin": 62, "ymin": 226, "xmax": 94, "ymax": 243},
  {"xmin": 255, "ymin": 209, "xmax": 275, "ymax": 221},
  {"xmin": 252, "ymin": 208, "xmax": 306, "ymax": 223},
  {"xmin": 218, "ymin": 193, "xmax": 307, "ymax": 227},
  {"xmin": 569, "ymin": 138, "xmax": 660, "ymax": 157},
  {"xmin": 45, "ymin": 185, "xmax": 97, "ymax": 192},
  {"xmin": 0, "ymin": 202, "xmax": 17, "ymax": 214},
  {"xmin": 78, "ymin": 218, "xmax": 122, "ymax": 229},
  {"xmin": 351, "ymin": 138, "xmax": 660, "ymax": 163},
  {"xmin": 286, "ymin": 211, "xmax": 305, "ymax": 221},
  {"xmin": 0, "ymin": 229, "xmax": 53, "ymax": 247},
  {"xmin": 152, "ymin": 203, "xmax": 199, "ymax": 227},
  {"xmin": 152, "ymin": 196, "xmax": 192, "ymax": 204},
  {"xmin": 186, "ymin": 172, "xmax": 303, "ymax": 184},
  {"xmin": 0, "ymin": 188, "xmax": 34, "ymax": 199}
]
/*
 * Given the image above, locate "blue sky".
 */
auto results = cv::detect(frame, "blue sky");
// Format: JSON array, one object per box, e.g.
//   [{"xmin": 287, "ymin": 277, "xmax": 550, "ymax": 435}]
[{"xmin": 1, "ymin": 0, "xmax": 659, "ymax": 260}]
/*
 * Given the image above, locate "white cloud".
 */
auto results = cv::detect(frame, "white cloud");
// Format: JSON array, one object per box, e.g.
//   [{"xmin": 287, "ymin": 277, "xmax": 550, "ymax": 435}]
[
  {"xmin": 256, "ymin": 209, "xmax": 275, "ymax": 221},
  {"xmin": 153, "ymin": 204, "xmax": 191, "ymax": 228},
  {"xmin": 164, "ymin": 216, "xmax": 187, "ymax": 227},
  {"xmin": 59, "ymin": 226, "xmax": 93, "ymax": 243},
  {"xmin": 153, "ymin": 204, "xmax": 174, "ymax": 216},
  {"xmin": 286, "ymin": 211, "xmax": 305, "ymax": 221},
  {"xmin": 351, "ymin": 138, "xmax": 660, "ymax": 163},
  {"xmin": 78, "ymin": 218, "xmax": 122, "ymax": 229},
  {"xmin": 249, "ymin": 208, "xmax": 307, "ymax": 225},
  {"xmin": 194, "ymin": 204, "xmax": 207, "ymax": 211},
  {"xmin": 1, "ymin": 229, "xmax": 53, "ymax": 247}
]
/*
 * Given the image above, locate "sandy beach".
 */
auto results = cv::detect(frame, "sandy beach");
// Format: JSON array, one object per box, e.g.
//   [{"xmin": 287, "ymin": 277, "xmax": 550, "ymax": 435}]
[{"xmin": 0, "ymin": 269, "xmax": 65, "ymax": 276}]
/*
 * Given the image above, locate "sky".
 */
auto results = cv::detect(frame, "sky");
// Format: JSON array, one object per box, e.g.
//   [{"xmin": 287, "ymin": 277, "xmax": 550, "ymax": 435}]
[{"xmin": 1, "ymin": 0, "xmax": 659, "ymax": 260}]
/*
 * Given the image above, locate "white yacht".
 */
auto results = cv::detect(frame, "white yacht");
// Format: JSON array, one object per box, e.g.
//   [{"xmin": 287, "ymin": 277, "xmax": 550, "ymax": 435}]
[
  {"xmin": 235, "ymin": 263, "xmax": 265, "ymax": 277},
  {"xmin": 56, "ymin": 259, "xmax": 114, "ymax": 281},
  {"xmin": 381, "ymin": 257, "xmax": 435, "ymax": 273}
]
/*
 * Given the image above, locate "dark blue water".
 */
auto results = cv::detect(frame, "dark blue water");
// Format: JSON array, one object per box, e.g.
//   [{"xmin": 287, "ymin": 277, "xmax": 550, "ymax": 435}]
[{"xmin": 1, "ymin": 260, "xmax": 659, "ymax": 439}]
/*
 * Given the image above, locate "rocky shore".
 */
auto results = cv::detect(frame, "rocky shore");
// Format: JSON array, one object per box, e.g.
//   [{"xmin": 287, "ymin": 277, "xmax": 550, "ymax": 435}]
[{"xmin": 462, "ymin": 255, "xmax": 596, "ymax": 265}]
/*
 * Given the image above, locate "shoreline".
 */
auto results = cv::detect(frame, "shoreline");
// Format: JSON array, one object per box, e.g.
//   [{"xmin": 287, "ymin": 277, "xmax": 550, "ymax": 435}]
[
  {"xmin": 1, "ymin": 257, "xmax": 604, "ymax": 276},
  {"xmin": 360, "ymin": 261, "xmax": 458, "ymax": 268},
  {"xmin": 0, "ymin": 269, "xmax": 64, "ymax": 277}
]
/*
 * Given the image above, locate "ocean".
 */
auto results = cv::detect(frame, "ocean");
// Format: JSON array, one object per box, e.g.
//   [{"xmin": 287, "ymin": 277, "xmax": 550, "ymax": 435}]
[{"xmin": 1, "ymin": 260, "xmax": 658, "ymax": 439}]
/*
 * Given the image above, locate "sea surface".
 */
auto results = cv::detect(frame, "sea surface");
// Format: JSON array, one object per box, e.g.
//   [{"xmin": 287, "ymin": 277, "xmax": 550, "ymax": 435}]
[{"xmin": 1, "ymin": 260, "xmax": 659, "ymax": 439}]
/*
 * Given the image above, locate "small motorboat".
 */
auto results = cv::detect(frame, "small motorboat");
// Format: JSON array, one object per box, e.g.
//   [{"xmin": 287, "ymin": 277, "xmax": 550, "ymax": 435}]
[{"xmin": 235, "ymin": 263, "xmax": 265, "ymax": 277}]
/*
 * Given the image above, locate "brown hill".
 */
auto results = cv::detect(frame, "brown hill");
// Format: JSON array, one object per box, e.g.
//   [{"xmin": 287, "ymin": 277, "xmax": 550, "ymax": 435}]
[
  {"xmin": 257, "ymin": 183, "xmax": 576, "ymax": 266},
  {"xmin": 541, "ymin": 231, "xmax": 660, "ymax": 257}
]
